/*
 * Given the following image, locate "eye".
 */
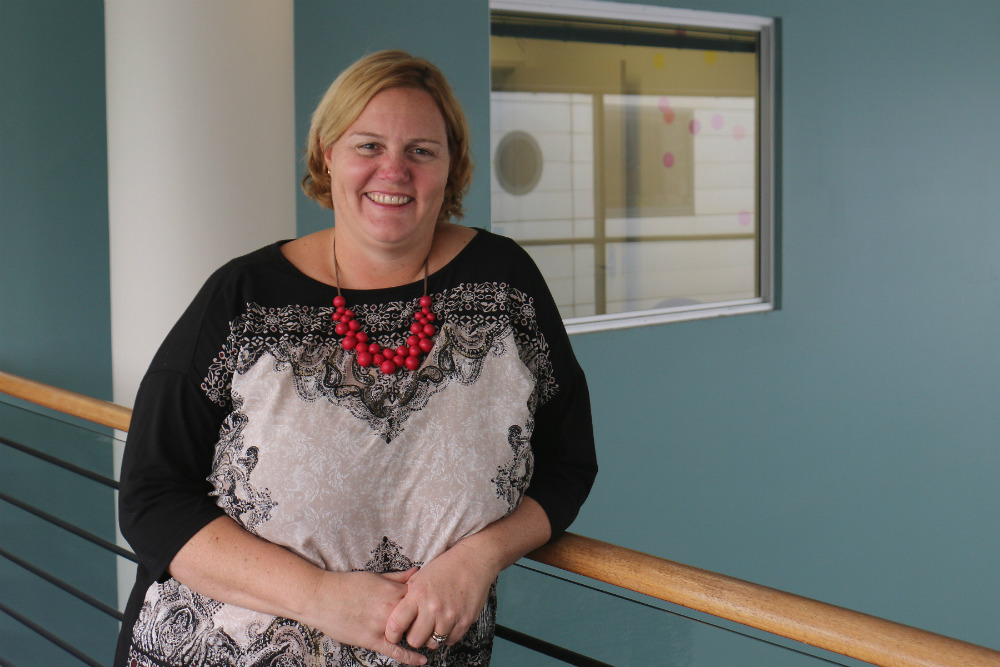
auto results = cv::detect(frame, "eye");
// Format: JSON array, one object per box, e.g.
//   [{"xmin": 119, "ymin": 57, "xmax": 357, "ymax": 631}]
[{"xmin": 410, "ymin": 146, "xmax": 436, "ymax": 158}]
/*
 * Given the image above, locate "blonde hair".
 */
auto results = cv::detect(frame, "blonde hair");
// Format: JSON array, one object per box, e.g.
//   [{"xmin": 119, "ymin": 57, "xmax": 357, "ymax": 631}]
[{"xmin": 302, "ymin": 50, "xmax": 473, "ymax": 224}]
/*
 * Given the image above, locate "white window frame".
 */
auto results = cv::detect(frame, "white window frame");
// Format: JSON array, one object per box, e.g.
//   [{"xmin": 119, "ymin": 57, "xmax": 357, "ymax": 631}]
[{"xmin": 489, "ymin": 0, "xmax": 777, "ymax": 334}]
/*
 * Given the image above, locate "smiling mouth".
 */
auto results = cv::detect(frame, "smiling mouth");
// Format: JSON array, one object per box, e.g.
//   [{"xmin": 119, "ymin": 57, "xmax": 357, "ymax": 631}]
[{"xmin": 366, "ymin": 192, "xmax": 413, "ymax": 206}]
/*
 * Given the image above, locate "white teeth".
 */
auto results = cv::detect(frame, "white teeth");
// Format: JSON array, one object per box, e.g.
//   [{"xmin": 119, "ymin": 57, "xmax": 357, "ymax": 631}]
[{"xmin": 367, "ymin": 192, "xmax": 413, "ymax": 206}]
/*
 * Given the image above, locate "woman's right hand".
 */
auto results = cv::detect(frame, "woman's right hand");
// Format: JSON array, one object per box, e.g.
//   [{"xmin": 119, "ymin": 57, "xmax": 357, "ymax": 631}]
[
  {"xmin": 305, "ymin": 568, "xmax": 427, "ymax": 666},
  {"xmin": 169, "ymin": 519, "xmax": 427, "ymax": 666}
]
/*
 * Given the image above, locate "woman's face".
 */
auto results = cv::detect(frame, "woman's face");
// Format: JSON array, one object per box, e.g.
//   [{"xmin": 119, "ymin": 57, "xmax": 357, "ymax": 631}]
[{"xmin": 325, "ymin": 86, "xmax": 450, "ymax": 251}]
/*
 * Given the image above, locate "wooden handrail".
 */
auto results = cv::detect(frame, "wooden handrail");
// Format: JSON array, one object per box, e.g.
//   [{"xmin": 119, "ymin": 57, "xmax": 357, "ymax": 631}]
[
  {"xmin": 528, "ymin": 534, "xmax": 1000, "ymax": 667},
  {"xmin": 0, "ymin": 370, "xmax": 131, "ymax": 432},
  {"xmin": 2, "ymin": 369, "xmax": 999, "ymax": 667}
]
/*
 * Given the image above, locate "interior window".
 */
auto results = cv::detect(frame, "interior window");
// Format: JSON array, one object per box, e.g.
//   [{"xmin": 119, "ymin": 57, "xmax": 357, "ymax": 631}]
[{"xmin": 490, "ymin": 1, "xmax": 776, "ymax": 330}]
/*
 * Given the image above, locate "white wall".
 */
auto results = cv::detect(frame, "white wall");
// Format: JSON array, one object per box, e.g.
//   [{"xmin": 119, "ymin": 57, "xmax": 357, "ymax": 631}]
[
  {"xmin": 104, "ymin": 0, "xmax": 297, "ymax": 610},
  {"xmin": 106, "ymin": 0, "xmax": 297, "ymax": 409}
]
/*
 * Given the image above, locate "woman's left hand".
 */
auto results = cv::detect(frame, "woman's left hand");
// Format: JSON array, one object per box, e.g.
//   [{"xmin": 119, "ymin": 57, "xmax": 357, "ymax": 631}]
[
  {"xmin": 383, "ymin": 497, "xmax": 553, "ymax": 650},
  {"xmin": 384, "ymin": 539, "xmax": 497, "ymax": 650}
]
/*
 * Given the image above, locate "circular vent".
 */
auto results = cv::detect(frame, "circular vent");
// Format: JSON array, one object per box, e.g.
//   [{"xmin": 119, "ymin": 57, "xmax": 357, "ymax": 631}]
[{"xmin": 494, "ymin": 130, "xmax": 543, "ymax": 196}]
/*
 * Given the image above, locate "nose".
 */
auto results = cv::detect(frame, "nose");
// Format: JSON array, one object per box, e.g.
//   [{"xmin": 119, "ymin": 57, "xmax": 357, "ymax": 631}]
[{"xmin": 376, "ymin": 151, "xmax": 411, "ymax": 183}]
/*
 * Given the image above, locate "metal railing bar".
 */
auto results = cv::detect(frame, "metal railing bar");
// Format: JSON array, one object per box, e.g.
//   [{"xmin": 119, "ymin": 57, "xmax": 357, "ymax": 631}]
[
  {"xmin": 495, "ymin": 624, "xmax": 614, "ymax": 667},
  {"xmin": 0, "ymin": 655, "xmax": 20, "ymax": 667},
  {"xmin": 0, "ymin": 397, "xmax": 121, "ymax": 443},
  {"xmin": 513, "ymin": 562, "xmax": 852, "ymax": 667},
  {"xmin": 0, "ymin": 491, "xmax": 137, "ymax": 562},
  {"xmin": 0, "ymin": 601, "xmax": 104, "ymax": 667},
  {"xmin": 0, "ymin": 546, "xmax": 123, "ymax": 621},
  {"xmin": 0, "ymin": 434, "xmax": 119, "ymax": 489}
]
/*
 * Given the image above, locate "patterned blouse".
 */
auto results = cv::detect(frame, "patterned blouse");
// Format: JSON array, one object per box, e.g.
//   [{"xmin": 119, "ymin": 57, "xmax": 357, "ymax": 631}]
[{"xmin": 115, "ymin": 229, "xmax": 597, "ymax": 667}]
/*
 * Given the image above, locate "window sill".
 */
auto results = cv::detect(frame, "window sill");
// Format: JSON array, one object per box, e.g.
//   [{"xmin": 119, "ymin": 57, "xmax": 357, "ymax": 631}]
[{"xmin": 565, "ymin": 299, "xmax": 773, "ymax": 335}]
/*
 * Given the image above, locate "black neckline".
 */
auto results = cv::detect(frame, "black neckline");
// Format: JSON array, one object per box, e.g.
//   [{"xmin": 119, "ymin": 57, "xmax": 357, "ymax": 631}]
[{"xmin": 273, "ymin": 227, "xmax": 485, "ymax": 299}]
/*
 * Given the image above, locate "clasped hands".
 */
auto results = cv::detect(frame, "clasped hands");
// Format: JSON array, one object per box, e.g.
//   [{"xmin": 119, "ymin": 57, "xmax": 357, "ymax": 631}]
[{"xmin": 323, "ymin": 540, "xmax": 497, "ymax": 666}]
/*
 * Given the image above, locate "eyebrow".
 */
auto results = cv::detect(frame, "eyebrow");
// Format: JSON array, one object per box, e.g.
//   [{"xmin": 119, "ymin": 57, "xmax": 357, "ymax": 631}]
[{"xmin": 348, "ymin": 131, "xmax": 445, "ymax": 146}]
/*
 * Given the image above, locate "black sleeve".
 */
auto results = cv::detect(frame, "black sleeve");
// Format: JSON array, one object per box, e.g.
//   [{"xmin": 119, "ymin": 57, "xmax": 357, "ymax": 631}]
[
  {"xmin": 117, "ymin": 268, "xmax": 236, "ymax": 582},
  {"xmin": 513, "ymin": 244, "xmax": 598, "ymax": 536},
  {"xmin": 119, "ymin": 370, "xmax": 227, "ymax": 582},
  {"xmin": 525, "ymin": 355, "xmax": 597, "ymax": 536}
]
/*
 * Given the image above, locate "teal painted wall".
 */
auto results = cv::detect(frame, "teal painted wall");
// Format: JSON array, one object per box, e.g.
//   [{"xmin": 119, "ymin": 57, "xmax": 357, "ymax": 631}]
[
  {"xmin": 0, "ymin": 1, "xmax": 117, "ymax": 664},
  {"xmin": 0, "ymin": 0, "xmax": 112, "ymax": 397},
  {"xmin": 293, "ymin": 0, "xmax": 1000, "ymax": 660},
  {"xmin": 568, "ymin": 0, "xmax": 1000, "ymax": 653}
]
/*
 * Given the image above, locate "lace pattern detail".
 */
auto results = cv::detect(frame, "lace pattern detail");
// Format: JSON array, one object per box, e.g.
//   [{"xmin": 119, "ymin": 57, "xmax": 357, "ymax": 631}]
[
  {"xmin": 206, "ymin": 391, "xmax": 277, "ymax": 534},
  {"xmin": 129, "ymin": 578, "xmax": 341, "ymax": 667},
  {"xmin": 201, "ymin": 283, "xmax": 557, "ymax": 443},
  {"xmin": 129, "ymin": 580, "xmax": 338, "ymax": 666},
  {"xmin": 492, "ymin": 423, "xmax": 535, "ymax": 515},
  {"xmin": 362, "ymin": 537, "xmax": 421, "ymax": 574}
]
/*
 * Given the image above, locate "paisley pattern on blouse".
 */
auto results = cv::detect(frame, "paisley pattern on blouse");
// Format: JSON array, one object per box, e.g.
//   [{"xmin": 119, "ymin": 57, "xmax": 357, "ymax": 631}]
[{"xmin": 131, "ymin": 282, "xmax": 548, "ymax": 666}]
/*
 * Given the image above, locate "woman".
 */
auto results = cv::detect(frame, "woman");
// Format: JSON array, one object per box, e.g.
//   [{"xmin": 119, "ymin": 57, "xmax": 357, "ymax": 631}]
[{"xmin": 116, "ymin": 50, "xmax": 597, "ymax": 667}]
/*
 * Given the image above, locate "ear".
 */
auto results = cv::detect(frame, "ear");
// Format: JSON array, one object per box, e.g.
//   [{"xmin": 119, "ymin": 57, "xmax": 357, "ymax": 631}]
[{"xmin": 323, "ymin": 145, "xmax": 334, "ymax": 175}]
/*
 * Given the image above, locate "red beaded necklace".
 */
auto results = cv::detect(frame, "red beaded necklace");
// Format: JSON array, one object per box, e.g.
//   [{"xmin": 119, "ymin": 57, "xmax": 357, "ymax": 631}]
[{"xmin": 330, "ymin": 236, "xmax": 437, "ymax": 375}]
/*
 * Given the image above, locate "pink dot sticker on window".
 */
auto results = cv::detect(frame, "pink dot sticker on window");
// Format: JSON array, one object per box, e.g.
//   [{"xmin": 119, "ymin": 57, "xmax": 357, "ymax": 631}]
[
  {"xmin": 658, "ymin": 96, "xmax": 671, "ymax": 114},
  {"xmin": 712, "ymin": 114, "xmax": 725, "ymax": 130},
  {"xmin": 663, "ymin": 108, "xmax": 675, "ymax": 124},
  {"xmin": 733, "ymin": 124, "xmax": 746, "ymax": 141},
  {"xmin": 738, "ymin": 210, "xmax": 753, "ymax": 227},
  {"xmin": 662, "ymin": 152, "xmax": 675, "ymax": 168},
  {"xmin": 689, "ymin": 119, "xmax": 702, "ymax": 135}
]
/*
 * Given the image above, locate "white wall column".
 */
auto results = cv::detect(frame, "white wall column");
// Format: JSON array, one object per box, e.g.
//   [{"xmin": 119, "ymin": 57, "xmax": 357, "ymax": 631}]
[
  {"xmin": 105, "ymin": 0, "xmax": 296, "ymax": 609},
  {"xmin": 106, "ymin": 0, "xmax": 296, "ymax": 409}
]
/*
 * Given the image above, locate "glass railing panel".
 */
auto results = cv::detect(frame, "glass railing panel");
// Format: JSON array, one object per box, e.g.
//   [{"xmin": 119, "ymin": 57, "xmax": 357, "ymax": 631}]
[
  {"xmin": 494, "ymin": 562, "xmax": 874, "ymax": 667},
  {"xmin": 0, "ymin": 400, "xmax": 120, "ymax": 667}
]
